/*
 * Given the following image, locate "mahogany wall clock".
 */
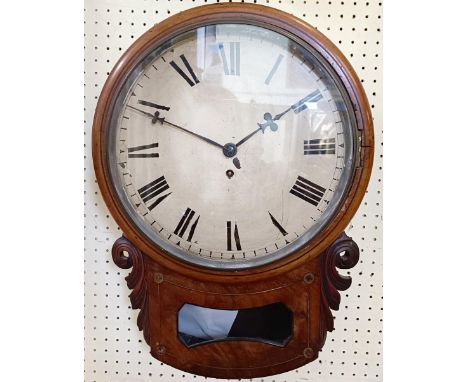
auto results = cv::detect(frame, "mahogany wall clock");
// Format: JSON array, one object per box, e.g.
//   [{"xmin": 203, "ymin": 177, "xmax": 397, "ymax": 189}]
[{"xmin": 93, "ymin": 3, "xmax": 373, "ymax": 378}]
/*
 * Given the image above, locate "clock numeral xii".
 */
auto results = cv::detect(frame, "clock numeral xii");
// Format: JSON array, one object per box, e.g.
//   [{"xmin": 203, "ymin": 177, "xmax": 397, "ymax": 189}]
[{"xmin": 218, "ymin": 42, "xmax": 240, "ymax": 76}]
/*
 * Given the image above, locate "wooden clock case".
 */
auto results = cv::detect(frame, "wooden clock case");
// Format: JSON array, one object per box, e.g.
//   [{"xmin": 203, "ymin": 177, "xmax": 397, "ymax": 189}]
[{"xmin": 92, "ymin": 3, "xmax": 374, "ymax": 379}]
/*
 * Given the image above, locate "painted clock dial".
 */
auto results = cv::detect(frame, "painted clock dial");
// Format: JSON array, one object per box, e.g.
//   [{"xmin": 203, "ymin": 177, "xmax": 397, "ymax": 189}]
[{"xmin": 107, "ymin": 23, "xmax": 357, "ymax": 269}]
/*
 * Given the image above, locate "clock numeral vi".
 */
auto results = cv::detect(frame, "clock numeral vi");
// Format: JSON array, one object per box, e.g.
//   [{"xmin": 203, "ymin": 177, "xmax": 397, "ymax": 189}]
[
  {"xmin": 227, "ymin": 221, "xmax": 242, "ymax": 251},
  {"xmin": 128, "ymin": 142, "xmax": 159, "ymax": 158},
  {"xmin": 218, "ymin": 42, "xmax": 240, "ymax": 76},
  {"xmin": 292, "ymin": 89, "xmax": 322, "ymax": 113},
  {"xmin": 169, "ymin": 54, "xmax": 200, "ymax": 87},
  {"xmin": 290, "ymin": 176, "xmax": 325, "ymax": 206},
  {"xmin": 174, "ymin": 207, "xmax": 200, "ymax": 242},
  {"xmin": 304, "ymin": 138, "xmax": 336, "ymax": 155},
  {"xmin": 138, "ymin": 176, "xmax": 171, "ymax": 210}
]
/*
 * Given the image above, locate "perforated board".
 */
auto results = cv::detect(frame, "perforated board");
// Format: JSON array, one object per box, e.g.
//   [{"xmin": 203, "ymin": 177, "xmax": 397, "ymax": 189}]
[{"xmin": 84, "ymin": 1, "xmax": 382, "ymax": 381}]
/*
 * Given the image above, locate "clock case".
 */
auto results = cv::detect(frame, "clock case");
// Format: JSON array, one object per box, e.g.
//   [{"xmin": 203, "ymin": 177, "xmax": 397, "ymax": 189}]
[{"xmin": 93, "ymin": 3, "xmax": 374, "ymax": 379}]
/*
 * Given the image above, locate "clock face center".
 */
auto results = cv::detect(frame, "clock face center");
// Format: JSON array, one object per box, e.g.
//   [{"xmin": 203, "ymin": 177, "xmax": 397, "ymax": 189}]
[{"xmin": 223, "ymin": 142, "xmax": 238, "ymax": 158}]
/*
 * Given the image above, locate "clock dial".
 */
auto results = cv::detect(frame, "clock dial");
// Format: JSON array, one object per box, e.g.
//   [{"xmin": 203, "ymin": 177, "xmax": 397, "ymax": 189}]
[{"xmin": 107, "ymin": 23, "xmax": 356, "ymax": 268}]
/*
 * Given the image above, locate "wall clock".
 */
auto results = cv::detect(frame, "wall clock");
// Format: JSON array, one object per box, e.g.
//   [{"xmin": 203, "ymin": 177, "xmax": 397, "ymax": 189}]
[{"xmin": 93, "ymin": 3, "xmax": 373, "ymax": 378}]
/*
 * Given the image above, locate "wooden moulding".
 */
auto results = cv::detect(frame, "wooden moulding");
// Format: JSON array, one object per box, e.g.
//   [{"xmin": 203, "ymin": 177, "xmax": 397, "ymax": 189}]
[
  {"xmin": 319, "ymin": 232, "xmax": 360, "ymax": 349},
  {"xmin": 112, "ymin": 232, "xmax": 359, "ymax": 378},
  {"xmin": 112, "ymin": 237, "xmax": 151, "ymax": 344},
  {"xmin": 93, "ymin": 3, "xmax": 374, "ymax": 282}
]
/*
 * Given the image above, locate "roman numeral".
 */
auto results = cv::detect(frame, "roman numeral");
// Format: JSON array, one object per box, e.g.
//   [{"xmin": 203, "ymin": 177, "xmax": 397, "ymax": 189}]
[
  {"xmin": 128, "ymin": 142, "xmax": 159, "ymax": 158},
  {"xmin": 268, "ymin": 212, "xmax": 288, "ymax": 236},
  {"xmin": 290, "ymin": 176, "xmax": 325, "ymax": 206},
  {"xmin": 265, "ymin": 54, "xmax": 284, "ymax": 85},
  {"xmin": 137, "ymin": 100, "xmax": 170, "ymax": 111},
  {"xmin": 218, "ymin": 42, "xmax": 240, "ymax": 76},
  {"xmin": 137, "ymin": 176, "xmax": 171, "ymax": 210},
  {"xmin": 174, "ymin": 208, "xmax": 200, "ymax": 242},
  {"xmin": 226, "ymin": 221, "xmax": 242, "ymax": 251},
  {"xmin": 292, "ymin": 90, "xmax": 323, "ymax": 113},
  {"xmin": 169, "ymin": 54, "xmax": 200, "ymax": 87},
  {"xmin": 304, "ymin": 138, "xmax": 336, "ymax": 155}
]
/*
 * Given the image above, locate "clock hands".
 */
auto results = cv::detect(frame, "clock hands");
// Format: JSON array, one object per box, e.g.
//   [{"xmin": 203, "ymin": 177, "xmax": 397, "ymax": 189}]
[
  {"xmin": 126, "ymin": 105, "xmax": 163, "ymax": 123},
  {"xmin": 235, "ymin": 125, "xmax": 263, "ymax": 148},
  {"xmin": 127, "ymin": 104, "xmax": 239, "ymax": 159},
  {"xmin": 236, "ymin": 90, "xmax": 320, "ymax": 148},
  {"xmin": 162, "ymin": 119, "xmax": 225, "ymax": 150},
  {"xmin": 235, "ymin": 107, "xmax": 291, "ymax": 148},
  {"xmin": 126, "ymin": 90, "xmax": 319, "ymax": 160},
  {"xmin": 126, "ymin": 105, "xmax": 224, "ymax": 150}
]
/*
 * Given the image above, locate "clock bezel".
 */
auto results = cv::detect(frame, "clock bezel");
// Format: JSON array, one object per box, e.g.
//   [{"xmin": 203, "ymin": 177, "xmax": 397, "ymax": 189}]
[
  {"xmin": 107, "ymin": 24, "xmax": 356, "ymax": 270},
  {"xmin": 93, "ymin": 3, "xmax": 374, "ymax": 280}
]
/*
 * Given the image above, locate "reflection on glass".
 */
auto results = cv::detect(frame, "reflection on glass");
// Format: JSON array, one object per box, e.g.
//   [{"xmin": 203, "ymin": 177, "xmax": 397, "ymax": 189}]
[{"xmin": 178, "ymin": 302, "xmax": 293, "ymax": 347}]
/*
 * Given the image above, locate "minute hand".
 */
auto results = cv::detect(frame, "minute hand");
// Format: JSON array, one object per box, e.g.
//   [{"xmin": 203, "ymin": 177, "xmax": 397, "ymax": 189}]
[
  {"xmin": 126, "ymin": 105, "xmax": 224, "ymax": 149},
  {"xmin": 159, "ymin": 119, "xmax": 224, "ymax": 149}
]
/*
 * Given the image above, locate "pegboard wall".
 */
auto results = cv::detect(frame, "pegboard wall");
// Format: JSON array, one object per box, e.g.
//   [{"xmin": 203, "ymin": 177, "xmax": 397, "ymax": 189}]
[{"xmin": 84, "ymin": 1, "xmax": 382, "ymax": 381}]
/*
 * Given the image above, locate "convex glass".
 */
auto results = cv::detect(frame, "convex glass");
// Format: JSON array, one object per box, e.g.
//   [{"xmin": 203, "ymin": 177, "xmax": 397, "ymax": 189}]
[{"xmin": 108, "ymin": 24, "xmax": 356, "ymax": 269}]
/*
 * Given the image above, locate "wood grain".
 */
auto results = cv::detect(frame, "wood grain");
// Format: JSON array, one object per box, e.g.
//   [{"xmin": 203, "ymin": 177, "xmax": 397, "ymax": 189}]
[
  {"xmin": 112, "ymin": 233, "xmax": 359, "ymax": 378},
  {"xmin": 112, "ymin": 237, "xmax": 151, "ymax": 344},
  {"xmin": 319, "ymin": 232, "xmax": 360, "ymax": 349}
]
